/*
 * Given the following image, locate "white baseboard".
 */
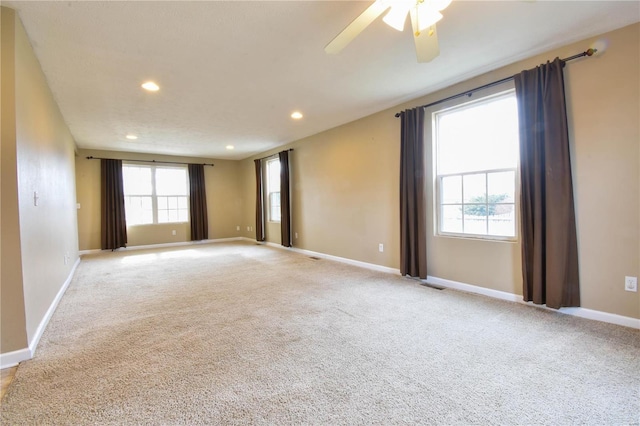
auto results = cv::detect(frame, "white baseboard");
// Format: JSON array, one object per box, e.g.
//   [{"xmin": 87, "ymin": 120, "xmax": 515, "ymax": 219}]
[
  {"xmin": 252, "ymin": 239, "xmax": 400, "ymax": 275},
  {"xmin": 424, "ymin": 276, "xmax": 640, "ymax": 329},
  {"xmin": 0, "ymin": 256, "xmax": 81, "ymax": 369},
  {"xmin": 28, "ymin": 257, "xmax": 81, "ymax": 357},
  {"xmin": 426, "ymin": 276, "xmax": 522, "ymax": 303},
  {"xmin": 292, "ymin": 247, "xmax": 399, "ymax": 275},
  {"xmin": 559, "ymin": 307, "xmax": 640, "ymax": 329},
  {"xmin": 0, "ymin": 348, "xmax": 31, "ymax": 370},
  {"xmin": 79, "ymin": 237, "xmax": 244, "ymax": 255}
]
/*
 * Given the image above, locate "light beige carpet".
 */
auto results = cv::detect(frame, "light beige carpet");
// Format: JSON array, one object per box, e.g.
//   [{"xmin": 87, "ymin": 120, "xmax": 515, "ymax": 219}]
[{"xmin": 1, "ymin": 241, "xmax": 639, "ymax": 425}]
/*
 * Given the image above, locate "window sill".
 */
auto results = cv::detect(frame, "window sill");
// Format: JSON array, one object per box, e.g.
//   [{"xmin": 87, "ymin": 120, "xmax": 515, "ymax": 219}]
[
  {"xmin": 126, "ymin": 222, "xmax": 189, "ymax": 227},
  {"xmin": 436, "ymin": 233, "xmax": 518, "ymax": 243}
]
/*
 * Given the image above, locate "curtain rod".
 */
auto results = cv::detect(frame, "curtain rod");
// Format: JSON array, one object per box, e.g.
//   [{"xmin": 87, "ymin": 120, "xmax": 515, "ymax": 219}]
[
  {"xmin": 394, "ymin": 48, "xmax": 597, "ymax": 118},
  {"xmin": 85, "ymin": 156, "xmax": 214, "ymax": 166},
  {"xmin": 255, "ymin": 148, "xmax": 294, "ymax": 162}
]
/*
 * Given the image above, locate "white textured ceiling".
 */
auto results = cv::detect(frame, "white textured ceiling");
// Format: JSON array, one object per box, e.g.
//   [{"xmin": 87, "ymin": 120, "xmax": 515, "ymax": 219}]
[{"xmin": 6, "ymin": 1, "xmax": 640, "ymax": 160}]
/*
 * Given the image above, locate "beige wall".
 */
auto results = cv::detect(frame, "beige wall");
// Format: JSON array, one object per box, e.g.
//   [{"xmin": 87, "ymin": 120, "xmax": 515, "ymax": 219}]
[
  {"xmin": 1, "ymin": 7, "xmax": 28, "ymax": 354},
  {"xmin": 240, "ymin": 110, "xmax": 402, "ymax": 266},
  {"xmin": 241, "ymin": 23, "xmax": 639, "ymax": 319},
  {"xmin": 76, "ymin": 149, "xmax": 243, "ymax": 250},
  {"xmin": 1, "ymin": 7, "xmax": 80, "ymax": 353}
]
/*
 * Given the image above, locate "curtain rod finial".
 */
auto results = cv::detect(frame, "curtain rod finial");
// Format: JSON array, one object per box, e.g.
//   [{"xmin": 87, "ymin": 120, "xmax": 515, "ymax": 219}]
[{"xmin": 586, "ymin": 48, "xmax": 596, "ymax": 56}]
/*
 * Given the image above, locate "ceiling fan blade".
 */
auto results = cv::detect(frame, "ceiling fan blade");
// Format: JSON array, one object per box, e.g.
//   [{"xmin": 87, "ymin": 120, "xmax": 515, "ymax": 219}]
[
  {"xmin": 325, "ymin": 1, "xmax": 389, "ymax": 54},
  {"xmin": 412, "ymin": 22, "xmax": 440, "ymax": 63}
]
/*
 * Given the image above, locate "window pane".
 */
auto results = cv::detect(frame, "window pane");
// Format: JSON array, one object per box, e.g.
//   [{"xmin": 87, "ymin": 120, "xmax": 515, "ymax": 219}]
[
  {"xmin": 463, "ymin": 213, "xmax": 487, "ymax": 235},
  {"xmin": 142, "ymin": 197, "xmax": 152, "ymax": 210},
  {"xmin": 125, "ymin": 196, "xmax": 153, "ymax": 225},
  {"xmin": 269, "ymin": 192, "xmax": 281, "ymax": 222},
  {"xmin": 156, "ymin": 168, "xmax": 188, "ymax": 196},
  {"xmin": 142, "ymin": 210, "xmax": 153, "ymax": 224},
  {"xmin": 178, "ymin": 197, "xmax": 188, "ymax": 209},
  {"xmin": 267, "ymin": 160, "xmax": 280, "ymax": 193},
  {"xmin": 178, "ymin": 210, "xmax": 188, "ymax": 222},
  {"xmin": 158, "ymin": 210, "xmax": 169, "ymax": 223},
  {"xmin": 441, "ymin": 176, "xmax": 462, "ymax": 204},
  {"xmin": 271, "ymin": 206, "xmax": 281, "ymax": 222},
  {"xmin": 488, "ymin": 171, "xmax": 515, "ymax": 203},
  {"xmin": 168, "ymin": 210, "xmax": 178, "ymax": 223},
  {"xmin": 441, "ymin": 205, "xmax": 462, "ymax": 233},
  {"xmin": 436, "ymin": 94, "xmax": 519, "ymax": 175},
  {"xmin": 463, "ymin": 173, "xmax": 486, "ymax": 204},
  {"xmin": 168, "ymin": 197, "xmax": 177, "ymax": 209},
  {"xmin": 488, "ymin": 204, "xmax": 516, "ymax": 237},
  {"xmin": 123, "ymin": 166, "xmax": 152, "ymax": 195},
  {"xmin": 157, "ymin": 196, "xmax": 168, "ymax": 209}
]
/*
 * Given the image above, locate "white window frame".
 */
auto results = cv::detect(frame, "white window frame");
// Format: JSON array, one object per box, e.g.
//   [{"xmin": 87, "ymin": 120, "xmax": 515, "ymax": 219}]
[
  {"xmin": 266, "ymin": 158, "xmax": 281, "ymax": 223},
  {"xmin": 433, "ymin": 89, "xmax": 519, "ymax": 242},
  {"xmin": 123, "ymin": 163, "xmax": 189, "ymax": 226}
]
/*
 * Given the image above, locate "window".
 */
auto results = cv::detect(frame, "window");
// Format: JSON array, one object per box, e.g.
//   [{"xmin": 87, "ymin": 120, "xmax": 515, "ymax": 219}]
[
  {"xmin": 266, "ymin": 158, "xmax": 281, "ymax": 222},
  {"xmin": 122, "ymin": 164, "xmax": 189, "ymax": 226},
  {"xmin": 434, "ymin": 90, "xmax": 519, "ymax": 240}
]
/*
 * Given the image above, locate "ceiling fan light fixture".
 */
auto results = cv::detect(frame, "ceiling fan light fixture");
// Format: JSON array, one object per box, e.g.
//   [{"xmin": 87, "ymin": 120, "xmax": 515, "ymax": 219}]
[
  {"xmin": 382, "ymin": 2, "xmax": 412, "ymax": 31},
  {"xmin": 413, "ymin": 7, "xmax": 442, "ymax": 32}
]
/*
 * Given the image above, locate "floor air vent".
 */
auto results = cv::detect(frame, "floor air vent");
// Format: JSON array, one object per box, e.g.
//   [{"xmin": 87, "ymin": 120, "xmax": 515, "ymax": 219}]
[{"xmin": 420, "ymin": 282, "xmax": 445, "ymax": 290}]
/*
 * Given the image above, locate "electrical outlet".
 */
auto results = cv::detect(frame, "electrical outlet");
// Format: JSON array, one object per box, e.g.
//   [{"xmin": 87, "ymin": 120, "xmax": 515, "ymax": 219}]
[
  {"xmin": 172, "ymin": 230, "xmax": 177, "ymax": 236},
  {"xmin": 247, "ymin": 226, "xmax": 250, "ymax": 231},
  {"xmin": 236, "ymin": 226, "xmax": 240, "ymax": 231},
  {"xmin": 378, "ymin": 243, "xmax": 384, "ymax": 252},
  {"xmin": 295, "ymin": 232, "xmax": 298, "ymax": 239},
  {"xmin": 624, "ymin": 276, "xmax": 637, "ymax": 292}
]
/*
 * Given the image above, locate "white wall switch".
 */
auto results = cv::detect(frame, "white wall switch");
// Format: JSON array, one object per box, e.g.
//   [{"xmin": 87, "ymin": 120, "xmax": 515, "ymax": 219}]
[
  {"xmin": 378, "ymin": 243, "xmax": 384, "ymax": 252},
  {"xmin": 172, "ymin": 230, "xmax": 177, "ymax": 236},
  {"xmin": 236, "ymin": 226, "xmax": 240, "ymax": 231}
]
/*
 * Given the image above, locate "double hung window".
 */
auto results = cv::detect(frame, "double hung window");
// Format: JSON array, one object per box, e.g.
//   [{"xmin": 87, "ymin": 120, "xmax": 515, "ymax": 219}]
[
  {"xmin": 266, "ymin": 158, "xmax": 281, "ymax": 222},
  {"xmin": 434, "ymin": 90, "xmax": 519, "ymax": 240},
  {"xmin": 122, "ymin": 164, "xmax": 189, "ymax": 225}
]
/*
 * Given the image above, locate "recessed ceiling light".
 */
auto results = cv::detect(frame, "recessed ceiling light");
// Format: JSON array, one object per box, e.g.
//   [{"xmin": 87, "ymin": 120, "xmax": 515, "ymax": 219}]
[
  {"xmin": 291, "ymin": 111, "xmax": 303, "ymax": 119},
  {"xmin": 126, "ymin": 134, "xmax": 138, "ymax": 140},
  {"xmin": 226, "ymin": 145, "xmax": 234, "ymax": 150},
  {"xmin": 141, "ymin": 81, "xmax": 159, "ymax": 91}
]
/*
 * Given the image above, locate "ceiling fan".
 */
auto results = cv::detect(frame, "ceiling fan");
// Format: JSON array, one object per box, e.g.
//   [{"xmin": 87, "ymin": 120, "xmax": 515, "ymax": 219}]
[{"xmin": 325, "ymin": 0, "xmax": 452, "ymax": 63}]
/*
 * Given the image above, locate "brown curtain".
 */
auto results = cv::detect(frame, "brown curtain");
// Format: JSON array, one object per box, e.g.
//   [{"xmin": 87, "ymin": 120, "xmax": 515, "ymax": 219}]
[
  {"xmin": 188, "ymin": 164, "xmax": 208, "ymax": 241},
  {"xmin": 399, "ymin": 107, "xmax": 427, "ymax": 279},
  {"xmin": 514, "ymin": 57, "xmax": 580, "ymax": 309},
  {"xmin": 254, "ymin": 159, "xmax": 265, "ymax": 242},
  {"xmin": 101, "ymin": 159, "xmax": 127, "ymax": 250},
  {"xmin": 279, "ymin": 150, "xmax": 291, "ymax": 247}
]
